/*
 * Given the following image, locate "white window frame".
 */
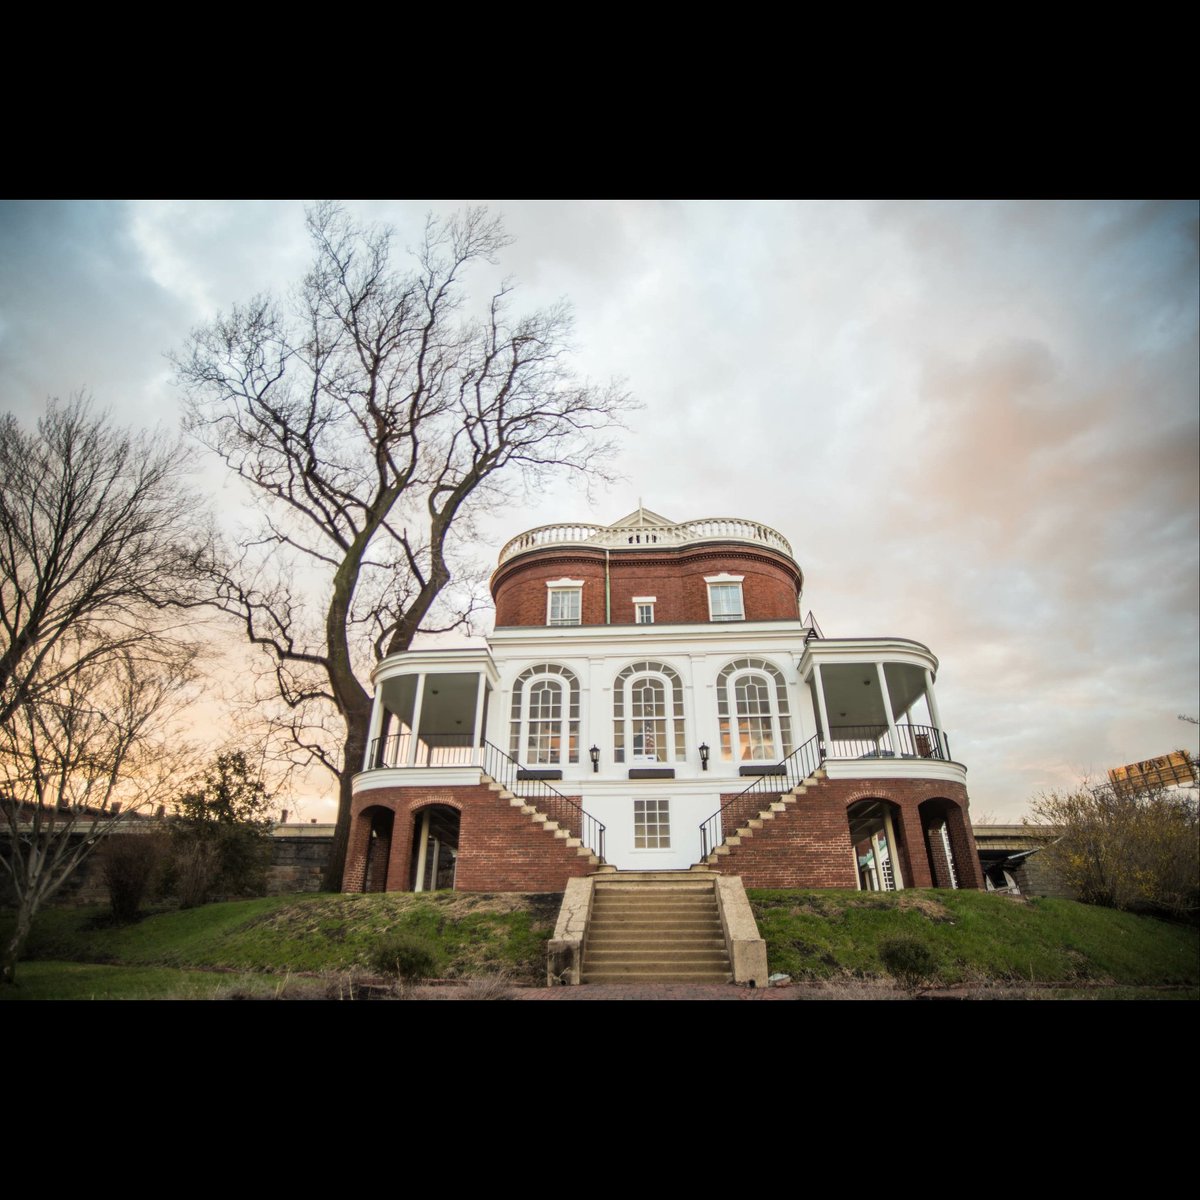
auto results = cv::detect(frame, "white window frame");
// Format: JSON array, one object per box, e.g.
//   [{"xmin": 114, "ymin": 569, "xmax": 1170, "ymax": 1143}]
[
  {"xmin": 633, "ymin": 595, "xmax": 656, "ymax": 625},
  {"xmin": 509, "ymin": 664, "xmax": 580, "ymax": 765},
  {"xmin": 613, "ymin": 661, "xmax": 687, "ymax": 764},
  {"xmin": 633, "ymin": 797, "xmax": 671, "ymax": 850},
  {"xmin": 716, "ymin": 658, "xmax": 793, "ymax": 764},
  {"xmin": 705, "ymin": 573, "xmax": 745, "ymax": 622},
  {"xmin": 545, "ymin": 577, "xmax": 584, "ymax": 626}
]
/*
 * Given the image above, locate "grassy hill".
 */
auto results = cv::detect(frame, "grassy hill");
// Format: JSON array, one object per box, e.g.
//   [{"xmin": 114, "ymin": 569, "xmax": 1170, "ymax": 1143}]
[
  {"xmin": 2, "ymin": 888, "xmax": 1196, "ymax": 999},
  {"xmin": 748, "ymin": 889, "xmax": 1198, "ymax": 988}
]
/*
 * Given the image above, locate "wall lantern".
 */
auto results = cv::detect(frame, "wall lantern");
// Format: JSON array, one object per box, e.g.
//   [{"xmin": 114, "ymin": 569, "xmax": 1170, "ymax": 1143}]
[
  {"xmin": 699, "ymin": 742, "xmax": 710, "ymax": 771},
  {"xmin": 590, "ymin": 745, "xmax": 600, "ymax": 773}
]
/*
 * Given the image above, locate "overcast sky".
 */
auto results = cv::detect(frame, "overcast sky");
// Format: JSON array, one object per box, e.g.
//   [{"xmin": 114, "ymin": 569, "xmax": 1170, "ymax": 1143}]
[{"xmin": 1, "ymin": 199, "xmax": 1196, "ymax": 822}]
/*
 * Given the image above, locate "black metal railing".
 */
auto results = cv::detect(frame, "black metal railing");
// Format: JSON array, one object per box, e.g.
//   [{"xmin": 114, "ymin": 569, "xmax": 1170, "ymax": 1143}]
[
  {"xmin": 825, "ymin": 723, "xmax": 949, "ymax": 761},
  {"xmin": 699, "ymin": 734, "xmax": 823, "ymax": 859},
  {"xmin": 368, "ymin": 732, "xmax": 480, "ymax": 768},
  {"xmin": 481, "ymin": 740, "xmax": 606, "ymax": 863}
]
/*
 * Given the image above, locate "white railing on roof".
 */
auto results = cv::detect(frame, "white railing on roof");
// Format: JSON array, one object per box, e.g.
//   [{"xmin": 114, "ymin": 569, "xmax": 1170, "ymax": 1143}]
[{"xmin": 497, "ymin": 517, "xmax": 794, "ymax": 565}]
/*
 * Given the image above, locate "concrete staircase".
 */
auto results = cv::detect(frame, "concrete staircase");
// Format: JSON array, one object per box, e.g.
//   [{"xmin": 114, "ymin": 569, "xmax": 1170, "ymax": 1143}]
[
  {"xmin": 483, "ymin": 777, "xmax": 604, "ymax": 867},
  {"xmin": 580, "ymin": 873, "xmax": 732, "ymax": 983},
  {"xmin": 700, "ymin": 766, "xmax": 826, "ymax": 866}
]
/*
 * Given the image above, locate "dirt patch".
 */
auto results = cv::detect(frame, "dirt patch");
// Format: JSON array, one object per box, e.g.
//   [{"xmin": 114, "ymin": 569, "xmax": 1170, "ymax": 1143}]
[{"xmin": 892, "ymin": 894, "xmax": 956, "ymax": 923}]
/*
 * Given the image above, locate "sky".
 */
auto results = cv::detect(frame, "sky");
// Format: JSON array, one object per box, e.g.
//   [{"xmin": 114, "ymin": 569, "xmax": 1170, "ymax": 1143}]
[{"xmin": 1, "ymin": 199, "xmax": 1196, "ymax": 822}]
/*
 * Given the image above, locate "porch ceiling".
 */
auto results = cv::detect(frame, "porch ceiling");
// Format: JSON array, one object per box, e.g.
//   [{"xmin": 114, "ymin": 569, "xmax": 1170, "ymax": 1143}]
[
  {"xmin": 380, "ymin": 672, "xmax": 482, "ymax": 735},
  {"xmin": 819, "ymin": 662, "xmax": 927, "ymax": 725}
]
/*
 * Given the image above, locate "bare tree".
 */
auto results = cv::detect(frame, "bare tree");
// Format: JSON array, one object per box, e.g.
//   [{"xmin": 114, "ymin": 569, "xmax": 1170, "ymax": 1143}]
[
  {"xmin": 174, "ymin": 203, "xmax": 632, "ymax": 888},
  {"xmin": 0, "ymin": 396, "xmax": 205, "ymax": 724},
  {"xmin": 1, "ymin": 640, "xmax": 197, "ymax": 984},
  {"xmin": 0, "ymin": 398, "xmax": 210, "ymax": 984}
]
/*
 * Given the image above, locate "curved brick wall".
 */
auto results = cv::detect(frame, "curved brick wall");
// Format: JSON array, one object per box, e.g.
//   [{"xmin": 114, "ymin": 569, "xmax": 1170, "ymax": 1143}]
[{"xmin": 492, "ymin": 543, "xmax": 803, "ymax": 626}]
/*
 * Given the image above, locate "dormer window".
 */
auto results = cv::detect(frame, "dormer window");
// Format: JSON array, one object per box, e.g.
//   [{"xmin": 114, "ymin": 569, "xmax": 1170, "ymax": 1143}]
[
  {"xmin": 705, "ymin": 573, "xmax": 745, "ymax": 622},
  {"xmin": 546, "ymin": 578, "xmax": 584, "ymax": 626}
]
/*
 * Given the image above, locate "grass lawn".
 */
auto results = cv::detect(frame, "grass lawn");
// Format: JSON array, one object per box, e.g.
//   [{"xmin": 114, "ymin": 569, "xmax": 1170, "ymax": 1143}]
[
  {"xmin": 2, "ymin": 891, "xmax": 560, "ymax": 998},
  {"xmin": 4, "ymin": 888, "xmax": 1197, "ymax": 999},
  {"xmin": 749, "ymin": 889, "xmax": 1199, "ymax": 986}
]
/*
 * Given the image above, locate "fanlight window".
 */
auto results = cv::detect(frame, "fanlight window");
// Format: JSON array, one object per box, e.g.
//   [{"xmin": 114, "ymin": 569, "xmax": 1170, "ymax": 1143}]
[
  {"xmin": 509, "ymin": 664, "xmax": 579, "ymax": 765},
  {"xmin": 716, "ymin": 658, "xmax": 792, "ymax": 762},
  {"xmin": 613, "ymin": 661, "xmax": 686, "ymax": 763}
]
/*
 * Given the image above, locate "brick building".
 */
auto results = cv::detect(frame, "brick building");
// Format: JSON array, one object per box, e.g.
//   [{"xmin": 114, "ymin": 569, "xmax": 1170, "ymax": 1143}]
[{"xmin": 343, "ymin": 508, "xmax": 982, "ymax": 894}]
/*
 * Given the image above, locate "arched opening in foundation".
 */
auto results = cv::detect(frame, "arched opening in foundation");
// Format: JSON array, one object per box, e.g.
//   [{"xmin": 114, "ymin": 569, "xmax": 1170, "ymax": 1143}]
[
  {"xmin": 361, "ymin": 806, "xmax": 395, "ymax": 892},
  {"xmin": 920, "ymin": 797, "xmax": 968, "ymax": 889},
  {"xmin": 408, "ymin": 804, "xmax": 461, "ymax": 891},
  {"xmin": 847, "ymin": 798, "xmax": 908, "ymax": 891}
]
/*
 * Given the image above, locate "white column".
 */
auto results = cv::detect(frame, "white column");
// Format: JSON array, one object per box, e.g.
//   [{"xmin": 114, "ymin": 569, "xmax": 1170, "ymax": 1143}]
[
  {"xmin": 430, "ymin": 837, "xmax": 441, "ymax": 890},
  {"xmin": 413, "ymin": 808, "xmax": 432, "ymax": 892},
  {"xmin": 871, "ymin": 831, "xmax": 886, "ymax": 890},
  {"xmin": 882, "ymin": 807, "xmax": 904, "ymax": 889},
  {"xmin": 875, "ymin": 663, "xmax": 900, "ymax": 756},
  {"xmin": 363, "ymin": 687, "xmax": 386, "ymax": 771},
  {"xmin": 924, "ymin": 669, "xmax": 946, "ymax": 758},
  {"xmin": 811, "ymin": 663, "xmax": 832, "ymax": 747},
  {"xmin": 406, "ymin": 673, "xmax": 427, "ymax": 767},
  {"xmin": 471, "ymin": 675, "xmax": 488, "ymax": 761}
]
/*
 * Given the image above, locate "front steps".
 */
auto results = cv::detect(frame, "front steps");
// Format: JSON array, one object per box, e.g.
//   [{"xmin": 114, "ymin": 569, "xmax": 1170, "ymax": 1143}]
[
  {"xmin": 580, "ymin": 873, "xmax": 732, "ymax": 984},
  {"xmin": 701, "ymin": 767, "xmax": 826, "ymax": 866},
  {"xmin": 483, "ymin": 778, "xmax": 603, "ymax": 867}
]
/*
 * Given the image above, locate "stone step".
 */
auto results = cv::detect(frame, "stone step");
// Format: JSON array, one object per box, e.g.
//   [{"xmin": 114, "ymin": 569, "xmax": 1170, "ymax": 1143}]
[
  {"xmin": 589, "ymin": 914, "xmax": 723, "ymax": 926},
  {"xmin": 581, "ymin": 875, "xmax": 732, "ymax": 986},
  {"xmin": 587, "ymin": 923, "xmax": 724, "ymax": 937},
  {"xmin": 582, "ymin": 967, "xmax": 733, "ymax": 983},
  {"xmin": 583, "ymin": 945, "xmax": 724, "ymax": 964},
  {"xmin": 587, "ymin": 940, "xmax": 727, "ymax": 954},
  {"xmin": 597, "ymin": 870, "xmax": 715, "ymax": 883},
  {"xmin": 593, "ymin": 881, "xmax": 714, "ymax": 891}
]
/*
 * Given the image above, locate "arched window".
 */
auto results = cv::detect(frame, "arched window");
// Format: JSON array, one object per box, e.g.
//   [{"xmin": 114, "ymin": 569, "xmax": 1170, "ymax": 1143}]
[
  {"xmin": 613, "ymin": 661, "xmax": 686, "ymax": 763},
  {"xmin": 716, "ymin": 658, "xmax": 792, "ymax": 762},
  {"xmin": 509, "ymin": 665, "xmax": 579, "ymax": 765}
]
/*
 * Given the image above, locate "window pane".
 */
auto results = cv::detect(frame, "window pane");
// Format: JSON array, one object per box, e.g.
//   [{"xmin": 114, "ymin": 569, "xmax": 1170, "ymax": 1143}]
[
  {"xmin": 634, "ymin": 798, "xmax": 671, "ymax": 849},
  {"xmin": 549, "ymin": 589, "xmax": 581, "ymax": 625},
  {"xmin": 709, "ymin": 584, "xmax": 743, "ymax": 620}
]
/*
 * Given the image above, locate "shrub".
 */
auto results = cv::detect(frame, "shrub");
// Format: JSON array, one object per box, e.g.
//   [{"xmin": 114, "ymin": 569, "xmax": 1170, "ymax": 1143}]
[
  {"xmin": 100, "ymin": 831, "xmax": 170, "ymax": 921},
  {"xmin": 370, "ymin": 932, "xmax": 440, "ymax": 983},
  {"xmin": 1028, "ymin": 779, "xmax": 1199, "ymax": 921},
  {"xmin": 878, "ymin": 935, "xmax": 938, "ymax": 990}
]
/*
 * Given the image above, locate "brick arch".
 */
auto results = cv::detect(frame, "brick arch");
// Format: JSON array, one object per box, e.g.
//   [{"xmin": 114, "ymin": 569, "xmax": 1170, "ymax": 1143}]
[
  {"xmin": 919, "ymin": 795, "xmax": 981, "ymax": 889},
  {"xmin": 345, "ymin": 802, "xmax": 399, "ymax": 893},
  {"xmin": 408, "ymin": 795, "xmax": 465, "ymax": 817},
  {"xmin": 846, "ymin": 796, "xmax": 916, "ymax": 891},
  {"xmin": 405, "ymin": 802, "xmax": 462, "ymax": 892}
]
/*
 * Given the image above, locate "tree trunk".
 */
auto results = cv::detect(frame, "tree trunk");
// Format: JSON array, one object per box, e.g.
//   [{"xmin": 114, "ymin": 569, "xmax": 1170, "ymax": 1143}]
[
  {"xmin": 322, "ymin": 724, "xmax": 367, "ymax": 891},
  {"xmin": 2, "ymin": 899, "xmax": 35, "ymax": 987}
]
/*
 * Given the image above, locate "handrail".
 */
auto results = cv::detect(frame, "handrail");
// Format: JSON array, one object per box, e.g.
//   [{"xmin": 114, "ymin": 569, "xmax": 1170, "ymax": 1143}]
[
  {"xmin": 498, "ymin": 516, "xmax": 794, "ymax": 564},
  {"xmin": 368, "ymin": 732, "xmax": 477, "ymax": 768},
  {"xmin": 481, "ymin": 741, "xmax": 606, "ymax": 863},
  {"xmin": 699, "ymin": 735, "xmax": 823, "ymax": 859},
  {"xmin": 826, "ymin": 723, "xmax": 949, "ymax": 761}
]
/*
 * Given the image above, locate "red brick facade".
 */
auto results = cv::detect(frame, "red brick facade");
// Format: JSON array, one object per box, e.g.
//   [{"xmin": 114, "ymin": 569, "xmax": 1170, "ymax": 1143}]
[
  {"xmin": 491, "ymin": 543, "xmax": 802, "ymax": 626},
  {"xmin": 344, "ymin": 775, "xmax": 984, "ymax": 894},
  {"xmin": 345, "ymin": 783, "xmax": 596, "ymax": 893},
  {"xmin": 711, "ymin": 776, "xmax": 983, "ymax": 890}
]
